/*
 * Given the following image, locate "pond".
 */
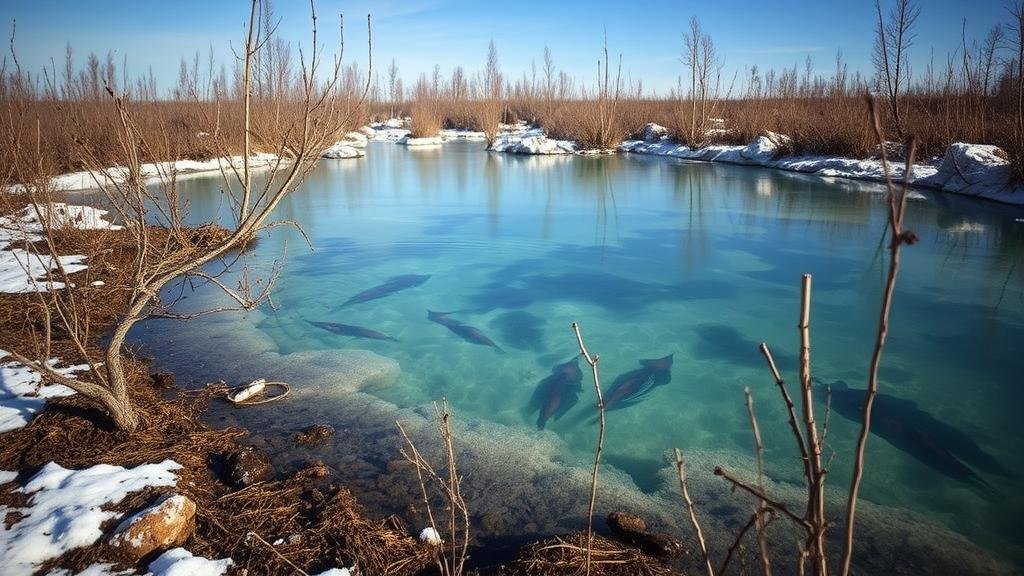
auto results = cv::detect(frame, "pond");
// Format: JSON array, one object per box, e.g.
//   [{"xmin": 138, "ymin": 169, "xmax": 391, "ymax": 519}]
[{"xmin": 128, "ymin": 141, "xmax": 1024, "ymax": 574}]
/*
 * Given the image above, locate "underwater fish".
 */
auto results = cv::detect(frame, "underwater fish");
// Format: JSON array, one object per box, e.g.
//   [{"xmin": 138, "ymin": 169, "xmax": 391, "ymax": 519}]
[
  {"xmin": 427, "ymin": 310, "xmax": 503, "ymax": 351},
  {"xmin": 820, "ymin": 379, "xmax": 1011, "ymax": 492},
  {"xmin": 307, "ymin": 320, "xmax": 397, "ymax": 341},
  {"xmin": 342, "ymin": 274, "xmax": 431, "ymax": 306},
  {"xmin": 603, "ymin": 354, "xmax": 674, "ymax": 411},
  {"xmin": 530, "ymin": 357, "xmax": 583, "ymax": 430}
]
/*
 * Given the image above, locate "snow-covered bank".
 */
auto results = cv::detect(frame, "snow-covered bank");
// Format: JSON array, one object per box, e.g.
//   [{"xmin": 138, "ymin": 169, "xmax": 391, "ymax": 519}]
[
  {"xmin": 0, "ymin": 460, "xmax": 181, "ymax": 575},
  {"xmin": 0, "ymin": 351, "xmax": 90, "ymax": 433},
  {"xmin": 7, "ymin": 154, "xmax": 283, "ymax": 195},
  {"xmin": 621, "ymin": 123, "xmax": 1024, "ymax": 205},
  {"xmin": 489, "ymin": 127, "xmax": 575, "ymax": 155},
  {"xmin": 1, "ymin": 203, "xmax": 120, "ymax": 293}
]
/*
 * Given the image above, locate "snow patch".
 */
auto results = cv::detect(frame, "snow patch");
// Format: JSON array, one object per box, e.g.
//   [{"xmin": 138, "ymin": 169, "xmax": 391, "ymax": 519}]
[
  {"xmin": 916, "ymin": 143, "xmax": 1023, "ymax": 204},
  {"xmin": 440, "ymin": 129, "xmax": 487, "ymax": 141},
  {"xmin": 148, "ymin": 548, "xmax": 232, "ymax": 576},
  {"xmin": 0, "ymin": 350, "xmax": 90, "ymax": 433},
  {"xmin": 622, "ymin": 134, "xmax": 1024, "ymax": 205},
  {"xmin": 0, "ymin": 460, "xmax": 181, "ymax": 576},
  {"xmin": 48, "ymin": 563, "xmax": 135, "ymax": 576},
  {"xmin": 309, "ymin": 569, "xmax": 353, "ymax": 576},
  {"xmin": 9, "ymin": 154, "xmax": 282, "ymax": 194},
  {"xmin": 0, "ymin": 202, "xmax": 121, "ymax": 293},
  {"xmin": 0, "ymin": 470, "xmax": 16, "ymax": 484},
  {"xmin": 321, "ymin": 143, "xmax": 365, "ymax": 159},
  {"xmin": 489, "ymin": 128, "xmax": 575, "ymax": 155},
  {"xmin": 368, "ymin": 119, "xmax": 412, "ymax": 141},
  {"xmin": 397, "ymin": 135, "xmax": 444, "ymax": 147}
]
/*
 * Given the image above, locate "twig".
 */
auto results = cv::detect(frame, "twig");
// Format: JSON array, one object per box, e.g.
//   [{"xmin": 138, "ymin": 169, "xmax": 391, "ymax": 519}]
[
  {"xmin": 758, "ymin": 343, "xmax": 811, "ymax": 492},
  {"xmin": 718, "ymin": 511, "xmax": 759, "ymax": 576},
  {"xmin": 797, "ymin": 273, "xmax": 828, "ymax": 573},
  {"xmin": 571, "ymin": 321, "xmax": 604, "ymax": 576},
  {"xmin": 674, "ymin": 448, "xmax": 714, "ymax": 576},
  {"xmin": 713, "ymin": 467, "xmax": 810, "ymax": 530},
  {"xmin": 744, "ymin": 388, "xmax": 772, "ymax": 576},
  {"xmin": 246, "ymin": 531, "xmax": 309, "ymax": 576},
  {"xmin": 839, "ymin": 100, "xmax": 917, "ymax": 576}
]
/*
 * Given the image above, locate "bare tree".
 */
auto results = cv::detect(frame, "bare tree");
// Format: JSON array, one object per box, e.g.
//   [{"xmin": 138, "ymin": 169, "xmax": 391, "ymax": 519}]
[
  {"xmin": 5, "ymin": 0, "xmax": 368, "ymax": 432},
  {"xmin": 681, "ymin": 17, "xmax": 722, "ymax": 146},
  {"xmin": 873, "ymin": 0, "xmax": 921, "ymax": 137}
]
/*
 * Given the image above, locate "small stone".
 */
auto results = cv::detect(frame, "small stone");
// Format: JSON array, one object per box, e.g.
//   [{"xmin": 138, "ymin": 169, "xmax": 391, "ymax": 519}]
[
  {"xmin": 419, "ymin": 527, "xmax": 442, "ymax": 546},
  {"xmin": 229, "ymin": 447, "xmax": 272, "ymax": 487},
  {"xmin": 108, "ymin": 494, "xmax": 196, "ymax": 561},
  {"xmin": 295, "ymin": 424, "xmax": 334, "ymax": 445}
]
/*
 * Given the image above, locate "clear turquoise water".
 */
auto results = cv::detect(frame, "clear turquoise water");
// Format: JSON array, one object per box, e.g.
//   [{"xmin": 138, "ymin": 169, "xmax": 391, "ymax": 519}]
[{"xmin": 131, "ymin": 141, "xmax": 1024, "ymax": 572}]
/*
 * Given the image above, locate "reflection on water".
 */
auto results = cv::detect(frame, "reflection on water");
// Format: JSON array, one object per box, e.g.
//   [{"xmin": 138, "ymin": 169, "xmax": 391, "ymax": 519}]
[{"xmin": 129, "ymin": 141, "xmax": 1024, "ymax": 574}]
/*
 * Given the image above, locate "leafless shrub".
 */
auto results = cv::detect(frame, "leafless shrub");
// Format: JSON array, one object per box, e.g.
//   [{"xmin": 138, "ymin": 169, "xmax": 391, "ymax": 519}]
[{"xmin": 396, "ymin": 399, "xmax": 470, "ymax": 576}]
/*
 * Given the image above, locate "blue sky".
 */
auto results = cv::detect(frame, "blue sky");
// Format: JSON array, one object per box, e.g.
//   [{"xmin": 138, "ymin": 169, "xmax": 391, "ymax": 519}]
[{"xmin": 0, "ymin": 0, "xmax": 1011, "ymax": 96}]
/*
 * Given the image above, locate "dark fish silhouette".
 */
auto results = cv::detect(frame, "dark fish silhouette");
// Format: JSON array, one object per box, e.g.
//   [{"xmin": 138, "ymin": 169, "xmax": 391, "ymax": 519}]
[
  {"xmin": 427, "ymin": 310, "xmax": 503, "ymax": 351},
  {"xmin": 603, "ymin": 355, "xmax": 674, "ymax": 411},
  {"xmin": 820, "ymin": 379, "xmax": 1012, "ymax": 493},
  {"xmin": 530, "ymin": 357, "xmax": 583, "ymax": 429},
  {"xmin": 308, "ymin": 320, "xmax": 397, "ymax": 341},
  {"xmin": 342, "ymin": 274, "xmax": 431, "ymax": 306}
]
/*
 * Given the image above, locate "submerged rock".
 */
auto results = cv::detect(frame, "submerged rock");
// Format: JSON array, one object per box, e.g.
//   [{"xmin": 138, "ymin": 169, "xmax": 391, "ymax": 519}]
[
  {"xmin": 295, "ymin": 424, "xmax": 335, "ymax": 445},
  {"xmin": 108, "ymin": 494, "xmax": 196, "ymax": 561},
  {"xmin": 607, "ymin": 511, "xmax": 685, "ymax": 558},
  {"xmin": 229, "ymin": 446, "xmax": 272, "ymax": 487}
]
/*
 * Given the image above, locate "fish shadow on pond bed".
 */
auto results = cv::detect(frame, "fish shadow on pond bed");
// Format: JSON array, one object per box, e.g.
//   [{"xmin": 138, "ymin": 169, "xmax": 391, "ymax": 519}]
[
  {"xmin": 491, "ymin": 310, "xmax": 546, "ymax": 352},
  {"xmin": 341, "ymin": 274, "xmax": 431, "ymax": 307},
  {"xmin": 692, "ymin": 324, "xmax": 797, "ymax": 372},
  {"xmin": 306, "ymin": 320, "xmax": 399, "ymax": 342},
  {"xmin": 528, "ymin": 357, "xmax": 583, "ymax": 430},
  {"xmin": 819, "ymin": 378, "xmax": 1016, "ymax": 496},
  {"xmin": 427, "ymin": 310, "xmax": 504, "ymax": 352}
]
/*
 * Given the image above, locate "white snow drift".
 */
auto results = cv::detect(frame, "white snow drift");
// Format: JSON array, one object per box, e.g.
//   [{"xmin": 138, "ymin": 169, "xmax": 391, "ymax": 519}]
[
  {"xmin": 0, "ymin": 460, "xmax": 181, "ymax": 576},
  {"xmin": 0, "ymin": 350, "xmax": 90, "ymax": 433},
  {"xmin": 0, "ymin": 203, "xmax": 119, "ymax": 293}
]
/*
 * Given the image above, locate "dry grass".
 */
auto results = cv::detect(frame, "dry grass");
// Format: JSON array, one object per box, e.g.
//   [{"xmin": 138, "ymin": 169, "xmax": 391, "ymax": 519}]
[{"xmin": 505, "ymin": 532, "xmax": 679, "ymax": 576}]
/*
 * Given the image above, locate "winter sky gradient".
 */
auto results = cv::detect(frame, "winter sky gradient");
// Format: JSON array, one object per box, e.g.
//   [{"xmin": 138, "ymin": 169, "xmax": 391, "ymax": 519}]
[{"xmin": 0, "ymin": 0, "xmax": 1011, "ymax": 96}]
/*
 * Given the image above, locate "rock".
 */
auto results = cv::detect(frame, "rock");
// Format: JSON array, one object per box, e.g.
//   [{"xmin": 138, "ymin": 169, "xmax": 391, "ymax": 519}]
[
  {"xmin": 108, "ymin": 494, "xmax": 196, "ymax": 561},
  {"xmin": 292, "ymin": 460, "xmax": 331, "ymax": 480},
  {"xmin": 229, "ymin": 447, "xmax": 272, "ymax": 487},
  {"xmin": 642, "ymin": 123, "xmax": 668, "ymax": 143},
  {"xmin": 151, "ymin": 372, "xmax": 175, "ymax": 389},
  {"xmin": 606, "ymin": 511, "xmax": 686, "ymax": 558},
  {"xmin": 295, "ymin": 424, "xmax": 335, "ymax": 445},
  {"xmin": 607, "ymin": 511, "xmax": 647, "ymax": 534}
]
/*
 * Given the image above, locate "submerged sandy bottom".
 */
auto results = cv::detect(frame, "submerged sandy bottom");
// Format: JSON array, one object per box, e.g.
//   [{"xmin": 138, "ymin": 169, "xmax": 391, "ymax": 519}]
[{"xmin": 132, "ymin": 298, "xmax": 1016, "ymax": 576}]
